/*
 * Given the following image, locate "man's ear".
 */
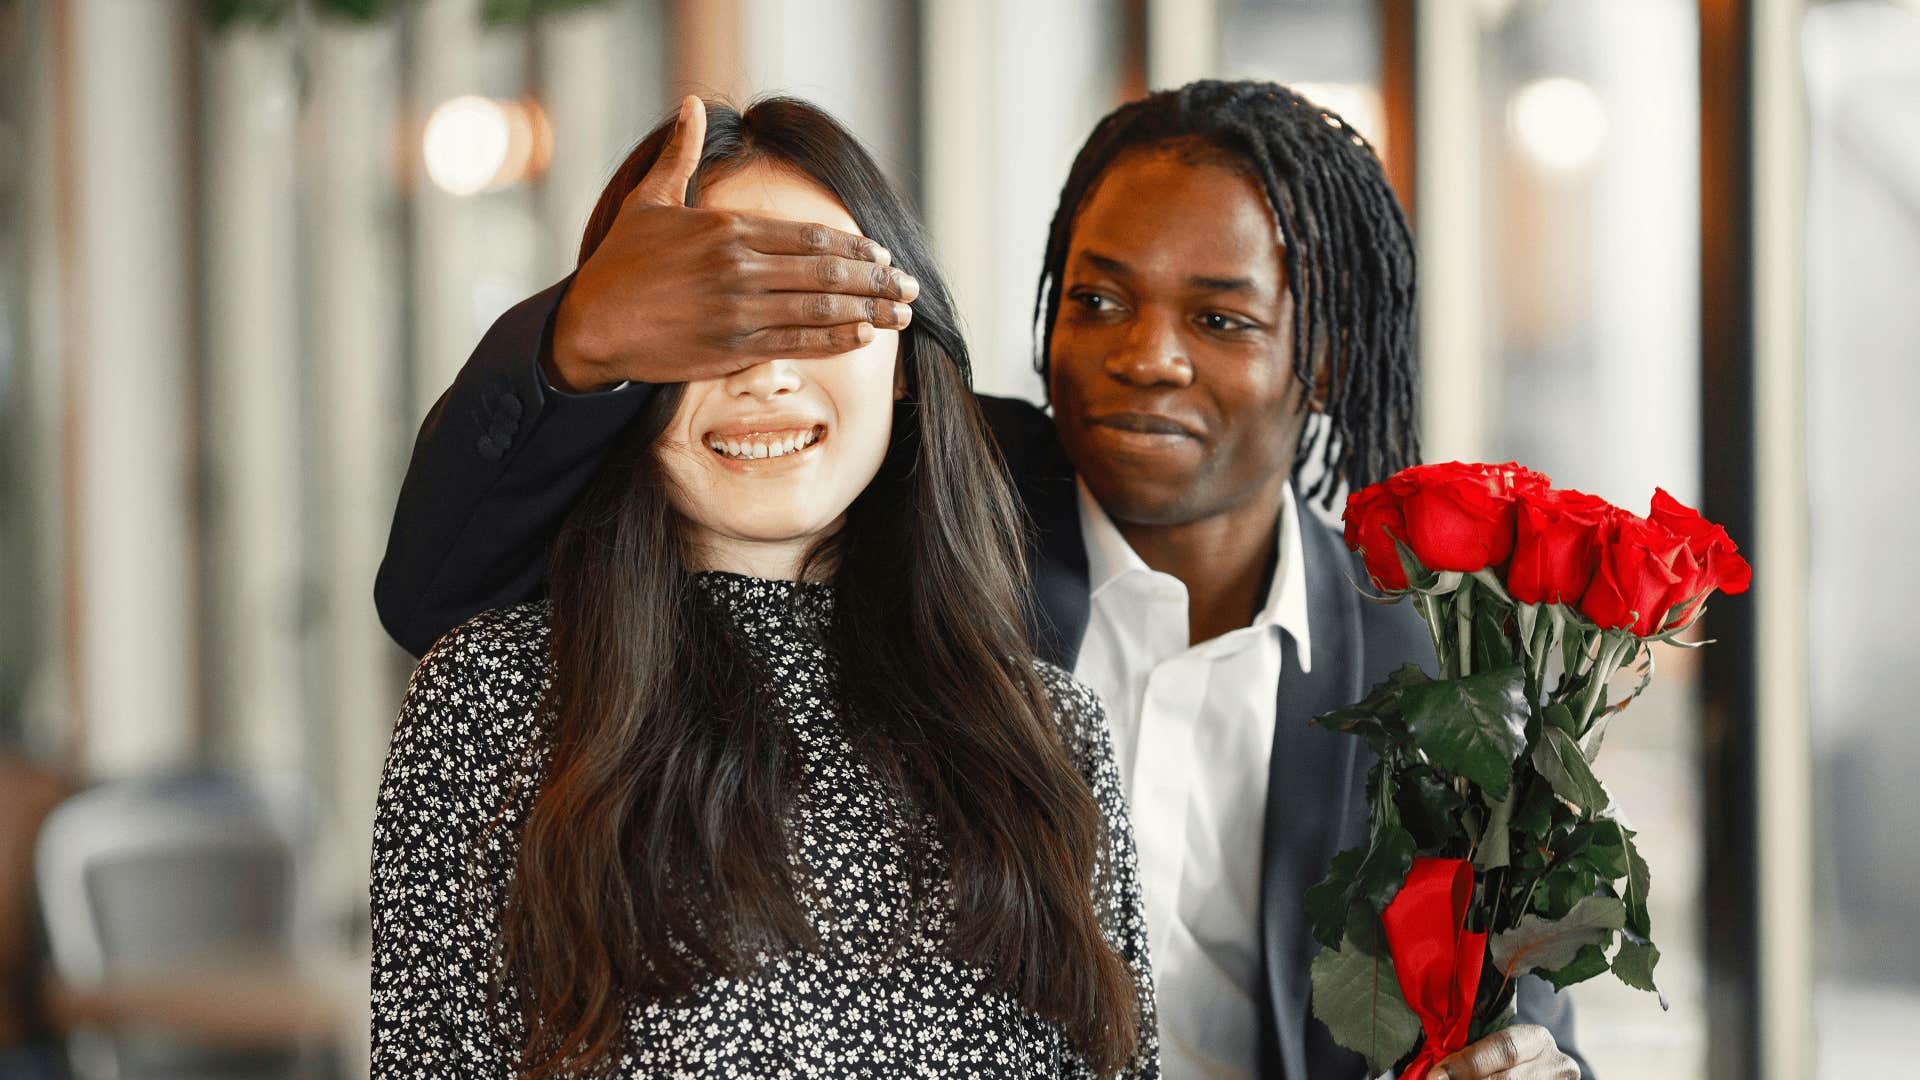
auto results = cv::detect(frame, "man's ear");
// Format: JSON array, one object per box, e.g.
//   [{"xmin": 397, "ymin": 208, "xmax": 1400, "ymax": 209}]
[
  {"xmin": 1307, "ymin": 369, "xmax": 1330, "ymax": 413},
  {"xmin": 1305, "ymin": 345, "xmax": 1334, "ymax": 413}
]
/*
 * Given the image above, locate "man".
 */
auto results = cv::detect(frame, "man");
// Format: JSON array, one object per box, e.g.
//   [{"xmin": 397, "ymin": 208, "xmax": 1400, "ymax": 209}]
[{"xmin": 376, "ymin": 83, "xmax": 1585, "ymax": 1079}]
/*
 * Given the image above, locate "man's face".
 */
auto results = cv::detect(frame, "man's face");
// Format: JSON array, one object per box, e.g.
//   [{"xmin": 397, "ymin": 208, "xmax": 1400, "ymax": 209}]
[{"xmin": 1047, "ymin": 146, "xmax": 1310, "ymax": 529}]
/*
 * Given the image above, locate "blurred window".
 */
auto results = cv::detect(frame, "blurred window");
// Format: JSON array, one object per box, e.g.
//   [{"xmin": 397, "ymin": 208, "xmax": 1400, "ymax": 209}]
[
  {"xmin": 1803, "ymin": 1, "xmax": 1920, "ymax": 1072},
  {"xmin": 1467, "ymin": 2, "xmax": 1708, "ymax": 1074}
]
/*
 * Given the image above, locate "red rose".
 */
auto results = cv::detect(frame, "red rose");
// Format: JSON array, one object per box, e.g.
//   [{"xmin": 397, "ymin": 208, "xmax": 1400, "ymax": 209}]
[
  {"xmin": 1647, "ymin": 488, "xmax": 1753, "ymax": 618},
  {"xmin": 1388, "ymin": 462, "xmax": 1534, "ymax": 574},
  {"xmin": 1343, "ymin": 480, "xmax": 1411, "ymax": 591},
  {"xmin": 1496, "ymin": 462, "xmax": 1554, "ymax": 495},
  {"xmin": 1659, "ymin": 542, "xmax": 1715, "ymax": 630},
  {"xmin": 1579, "ymin": 511, "xmax": 1690, "ymax": 636},
  {"xmin": 1507, "ymin": 487, "xmax": 1613, "ymax": 605}
]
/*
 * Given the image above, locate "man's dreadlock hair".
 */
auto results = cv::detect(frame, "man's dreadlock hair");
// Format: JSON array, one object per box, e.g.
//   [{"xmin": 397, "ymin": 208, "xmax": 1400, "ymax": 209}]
[{"xmin": 1033, "ymin": 78, "xmax": 1420, "ymax": 511}]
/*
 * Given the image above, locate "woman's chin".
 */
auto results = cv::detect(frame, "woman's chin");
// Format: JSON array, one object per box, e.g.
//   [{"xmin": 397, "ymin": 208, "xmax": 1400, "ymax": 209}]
[{"xmin": 681, "ymin": 514, "xmax": 848, "ymax": 575}]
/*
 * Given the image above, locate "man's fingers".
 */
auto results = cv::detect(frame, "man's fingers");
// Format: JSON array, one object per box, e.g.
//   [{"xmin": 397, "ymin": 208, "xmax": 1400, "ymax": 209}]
[
  {"xmin": 1432, "ymin": 1025, "xmax": 1554, "ymax": 1079},
  {"xmin": 747, "ymin": 253, "xmax": 920, "ymax": 302},
  {"xmin": 737, "ymin": 322, "xmax": 878, "ymax": 359},
  {"xmin": 742, "ymin": 216, "xmax": 897, "ymax": 271},
  {"xmin": 627, "ymin": 95, "xmax": 707, "ymax": 208},
  {"xmin": 747, "ymin": 292, "xmax": 913, "ymax": 330}
]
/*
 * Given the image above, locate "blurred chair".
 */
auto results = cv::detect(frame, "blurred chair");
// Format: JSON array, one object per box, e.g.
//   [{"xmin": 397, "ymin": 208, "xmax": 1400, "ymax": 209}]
[
  {"xmin": 0, "ymin": 757, "xmax": 74, "ymax": 1078},
  {"xmin": 34, "ymin": 768, "xmax": 331, "ymax": 1080}
]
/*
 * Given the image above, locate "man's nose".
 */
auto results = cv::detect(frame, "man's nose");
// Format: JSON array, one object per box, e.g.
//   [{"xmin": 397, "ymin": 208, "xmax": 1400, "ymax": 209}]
[{"xmin": 1103, "ymin": 311, "xmax": 1194, "ymax": 388}]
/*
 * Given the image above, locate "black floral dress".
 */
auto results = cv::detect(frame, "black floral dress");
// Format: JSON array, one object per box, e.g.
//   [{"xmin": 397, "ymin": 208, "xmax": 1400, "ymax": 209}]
[{"xmin": 371, "ymin": 571, "xmax": 1158, "ymax": 1078}]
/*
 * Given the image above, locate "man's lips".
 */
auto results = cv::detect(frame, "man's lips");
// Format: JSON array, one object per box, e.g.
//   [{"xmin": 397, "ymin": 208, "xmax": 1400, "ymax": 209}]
[{"xmin": 1085, "ymin": 411, "xmax": 1203, "ymax": 439}]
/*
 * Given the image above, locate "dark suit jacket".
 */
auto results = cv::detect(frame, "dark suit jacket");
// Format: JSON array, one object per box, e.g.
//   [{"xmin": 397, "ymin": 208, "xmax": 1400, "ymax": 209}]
[{"xmin": 376, "ymin": 276, "xmax": 1587, "ymax": 1078}]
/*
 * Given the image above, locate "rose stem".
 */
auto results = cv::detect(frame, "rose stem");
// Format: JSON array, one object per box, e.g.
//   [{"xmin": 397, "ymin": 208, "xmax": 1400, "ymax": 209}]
[
  {"xmin": 1418, "ymin": 592, "xmax": 1448, "ymax": 673},
  {"xmin": 1576, "ymin": 633, "xmax": 1630, "ymax": 733},
  {"xmin": 1456, "ymin": 577, "xmax": 1475, "ymax": 678},
  {"xmin": 1528, "ymin": 606, "xmax": 1553, "ymax": 695}
]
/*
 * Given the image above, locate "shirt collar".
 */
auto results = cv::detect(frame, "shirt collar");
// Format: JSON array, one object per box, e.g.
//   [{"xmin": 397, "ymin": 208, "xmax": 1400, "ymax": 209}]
[{"xmin": 1075, "ymin": 478, "xmax": 1313, "ymax": 672}]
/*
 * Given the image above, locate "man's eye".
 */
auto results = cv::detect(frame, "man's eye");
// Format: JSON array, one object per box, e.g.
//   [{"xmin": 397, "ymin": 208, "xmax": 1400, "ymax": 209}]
[
  {"xmin": 1202, "ymin": 312, "xmax": 1251, "ymax": 332},
  {"xmin": 1072, "ymin": 291, "xmax": 1112, "ymax": 312}
]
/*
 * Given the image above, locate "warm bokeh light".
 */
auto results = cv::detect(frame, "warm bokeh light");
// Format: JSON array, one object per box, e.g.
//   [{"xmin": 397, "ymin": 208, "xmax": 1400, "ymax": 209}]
[
  {"xmin": 1507, "ymin": 75, "xmax": 1608, "ymax": 172},
  {"xmin": 422, "ymin": 95, "xmax": 551, "ymax": 196},
  {"xmin": 423, "ymin": 94, "xmax": 508, "ymax": 195}
]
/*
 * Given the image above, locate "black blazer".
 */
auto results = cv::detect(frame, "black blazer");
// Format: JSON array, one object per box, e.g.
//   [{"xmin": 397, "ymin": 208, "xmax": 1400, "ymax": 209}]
[{"xmin": 376, "ymin": 276, "xmax": 1587, "ymax": 1079}]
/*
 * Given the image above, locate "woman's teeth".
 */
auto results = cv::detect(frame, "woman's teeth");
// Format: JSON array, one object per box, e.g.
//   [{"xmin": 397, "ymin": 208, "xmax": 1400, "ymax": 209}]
[{"xmin": 706, "ymin": 427, "xmax": 821, "ymax": 461}]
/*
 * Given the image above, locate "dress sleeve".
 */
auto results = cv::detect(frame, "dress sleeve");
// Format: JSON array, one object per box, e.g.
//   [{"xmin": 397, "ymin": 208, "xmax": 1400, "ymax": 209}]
[
  {"xmin": 370, "ymin": 616, "xmax": 542, "ymax": 1078},
  {"xmin": 1038, "ymin": 665, "xmax": 1161, "ymax": 1080}
]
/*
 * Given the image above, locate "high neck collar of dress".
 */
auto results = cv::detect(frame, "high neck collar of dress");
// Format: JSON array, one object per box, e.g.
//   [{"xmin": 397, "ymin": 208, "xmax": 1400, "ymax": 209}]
[{"xmin": 691, "ymin": 570, "xmax": 836, "ymax": 630}]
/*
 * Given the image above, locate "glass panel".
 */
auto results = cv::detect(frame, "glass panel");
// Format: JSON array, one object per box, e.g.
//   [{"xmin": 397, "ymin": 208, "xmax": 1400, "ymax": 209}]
[
  {"xmin": 0, "ymin": 0, "xmax": 45, "ymax": 751},
  {"xmin": 917, "ymin": 0, "xmax": 1130, "ymax": 401},
  {"xmin": 1220, "ymin": 0, "xmax": 1386, "ymax": 155},
  {"xmin": 1803, "ymin": 1, "xmax": 1920, "ymax": 1072},
  {"xmin": 1475, "ymin": 2, "xmax": 1707, "ymax": 1075}
]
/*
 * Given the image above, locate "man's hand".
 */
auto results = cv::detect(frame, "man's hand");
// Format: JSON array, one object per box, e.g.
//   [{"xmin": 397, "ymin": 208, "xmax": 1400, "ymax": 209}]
[
  {"xmin": 546, "ymin": 95, "xmax": 921, "ymax": 392},
  {"xmin": 1429, "ymin": 1024, "xmax": 1579, "ymax": 1079}
]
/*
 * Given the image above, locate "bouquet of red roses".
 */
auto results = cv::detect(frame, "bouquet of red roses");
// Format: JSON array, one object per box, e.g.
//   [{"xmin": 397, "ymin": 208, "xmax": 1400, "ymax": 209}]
[{"xmin": 1306, "ymin": 462, "xmax": 1750, "ymax": 1078}]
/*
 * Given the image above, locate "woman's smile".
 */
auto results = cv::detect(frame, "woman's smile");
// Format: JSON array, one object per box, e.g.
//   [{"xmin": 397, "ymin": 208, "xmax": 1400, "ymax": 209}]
[{"xmin": 704, "ymin": 424, "xmax": 828, "ymax": 462}]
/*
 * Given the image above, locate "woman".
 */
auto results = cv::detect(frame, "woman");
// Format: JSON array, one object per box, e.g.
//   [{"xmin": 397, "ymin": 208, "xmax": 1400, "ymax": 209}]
[{"xmin": 371, "ymin": 98, "xmax": 1156, "ymax": 1079}]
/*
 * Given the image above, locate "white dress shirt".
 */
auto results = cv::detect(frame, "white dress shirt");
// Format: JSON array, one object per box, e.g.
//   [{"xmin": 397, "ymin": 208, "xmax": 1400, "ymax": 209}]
[{"xmin": 1072, "ymin": 478, "xmax": 1312, "ymax": 1080}]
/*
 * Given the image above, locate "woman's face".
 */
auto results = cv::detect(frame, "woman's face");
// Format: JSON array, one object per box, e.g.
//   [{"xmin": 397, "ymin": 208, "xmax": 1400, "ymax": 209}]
[{"xmin": 655, "ymin": 161, "xmax": 902, "ymax": 578}]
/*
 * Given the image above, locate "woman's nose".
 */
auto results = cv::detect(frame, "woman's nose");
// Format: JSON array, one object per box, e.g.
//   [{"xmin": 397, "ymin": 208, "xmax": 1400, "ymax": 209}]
[{"xmin": 723, "ymin": 357, "xmax": 804, "ymax": 400}]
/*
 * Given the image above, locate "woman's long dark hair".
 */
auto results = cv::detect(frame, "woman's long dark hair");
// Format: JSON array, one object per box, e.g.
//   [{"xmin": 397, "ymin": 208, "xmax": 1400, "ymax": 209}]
[{"xmin": 500, "ymin": 98, "xmax": 1138, "ymax": 1078}]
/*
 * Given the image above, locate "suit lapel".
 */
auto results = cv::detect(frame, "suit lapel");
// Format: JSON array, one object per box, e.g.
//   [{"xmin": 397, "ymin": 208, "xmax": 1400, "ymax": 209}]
[
  {"xmin": 1261, "ymin": 519, "xmax": 1366, "ymax": 1078},
  {"xmin": 1018, "ymin": 450, "xmax": 1091, "ymax": 671},
  {"xmin": 973, "ymin": 394, "xmax": 1091, "ymax": 670}
]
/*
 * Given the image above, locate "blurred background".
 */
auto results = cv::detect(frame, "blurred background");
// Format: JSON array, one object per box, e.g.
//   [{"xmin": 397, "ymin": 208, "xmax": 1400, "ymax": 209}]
[{"xmin": 0, "ymin": 0, "xmax": 1915, "ymax": 1077}]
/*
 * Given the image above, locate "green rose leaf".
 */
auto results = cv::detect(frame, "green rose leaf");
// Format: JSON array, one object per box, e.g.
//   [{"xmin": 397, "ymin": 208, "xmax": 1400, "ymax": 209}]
[
  {"xmin": 1542, "ymin": 701, "xmax": 1579, "ymax": 739},
  {"xmin": 1400, "ymin": 665, "xmax": 1530, "ymax": 798},
  {"xmin": 1569, "ymin": 818, "xmax": 1630, "ymax": 880},
  {"xmin": 1541, "ymin": 941, "xmax": 1612, "ymax": 990},
  {"xmin": 1513, "ymin": 778, "xmax": 1557, "ymax": 836},
  {"xmin": 1474, "ymin": 598, "xmax": 1516, "ymax": 672},
  {"xmin": 1475, "ymin": 784, "xmax": 1518, "ymax": 871},
  {"xmin": 1310, "ymin": 934, "xmax": 1423, "ymax": 1075},
  {"xmin": 1490, "ymin": 894, "xmax": 1626, "ymax": 979},
  {"xmin": 1344, "ymin": 902, "xmax": 1389, "ymax": 957},
  {"xmin": 1533, "ymin": 726, "xmax": 1609, "ymax": 815},
  {"xmin": 1306, "ymin": 847, "xmax": 1365, "ymax": 950},
  {"xmin": 1611, "ymin": 933, "xmax": 1669, "ymax": 1009},
  {"xmin": 1399, "ymin": 766, "xmax": 1469, "ymax": 850},
  {"xmin": 1621, "ymin": 829, "xmax": 1653, "ymax": 938},
  {"xmin": 1312, "ymin": 665, "xmax": 1427, "ymax": 751},
  {"xmin": 1529, "ymin": 862, "xmax": 1597, "ymax": 920},
  {"xmin": 1353, "ymin": 824, "xmax": 1418, "ymax": 910}
]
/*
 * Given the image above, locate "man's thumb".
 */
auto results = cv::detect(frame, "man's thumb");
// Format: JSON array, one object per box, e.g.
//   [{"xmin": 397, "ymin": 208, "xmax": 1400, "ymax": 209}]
[{"xmin": 629, "ymin": 95, "xmax": 707, "ymax": 208}]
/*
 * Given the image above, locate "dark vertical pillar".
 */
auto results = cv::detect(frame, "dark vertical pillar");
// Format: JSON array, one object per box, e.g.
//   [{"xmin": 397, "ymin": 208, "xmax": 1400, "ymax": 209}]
[
  {"xmin": 1378, "ymin": 0, "xmax": 1417, "ymax": 225},
  {"xmin": 1697, "ymin": 1, "xmax": 1761, "ymax": 1076}
]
